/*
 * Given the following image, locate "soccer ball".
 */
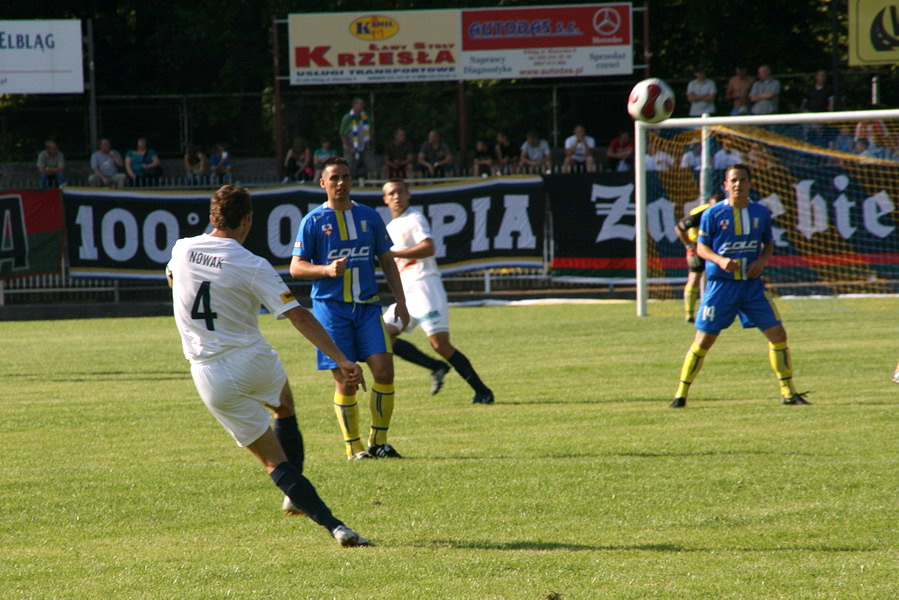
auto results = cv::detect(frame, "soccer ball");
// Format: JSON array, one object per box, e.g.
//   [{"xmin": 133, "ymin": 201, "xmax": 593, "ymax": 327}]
[{"xmin": 627, "ymin": 78, "xmax": 675, "ymax": 123}]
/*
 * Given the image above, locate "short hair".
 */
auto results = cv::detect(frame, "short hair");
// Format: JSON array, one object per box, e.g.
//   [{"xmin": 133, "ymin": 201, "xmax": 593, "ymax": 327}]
[
  {"xmin": 322, "ymin": 156, "xmax": 349, "ymax": 171},
  {"xmin": 726, "ymin": 163, "xmax": 752, "ymax": 180},
  {"xmin": 210, "ymin": 185, "xmax": 251, "ymax": 230},
  {"xmin": 385, "ymin": 178, "xmax": 408, "ymax": 192}
]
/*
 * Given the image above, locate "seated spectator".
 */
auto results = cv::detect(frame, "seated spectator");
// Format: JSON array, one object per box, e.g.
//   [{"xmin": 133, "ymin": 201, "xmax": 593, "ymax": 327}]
[
  {"xmin": 645, "ymin": 138, "xmax": 675, "ymax": 171},
  {"xmin": 125, "ymin": 137, "xmax": 161, "ymax": 186},
  {"xmin": 209, "ymin": 143, "xmax": 233, "ymax": 185},
  {"xmin": 183, "ymin": 144, "xmax": 207, "ymax": 186},
  {"xmin": 283, "ymin": 137, "xmax": 313, "ymax": 183},
  {"xmin": 747, "ymin": 142, "xmax": 775, "ymax": 170},
  {"xmin": 603, "ymin": 130, "xmax": 630, "ymax": 173},
  {"xmin": 854, "ymin": 138, "xmax": 880, "ymax": 160},
  {"xmin": 854, "ymin": 119, "xmax": 889, "ymax": 151},
  {"xmin": 562, "ymin": 125, "xmax": 597, "ymax": 173},
  {"xmin": 519, "ymin": 131, "xmax": 552, "ymax": 174},
  {"xmin": 830, "ymin": 126, "xmax": 854, "ymax": 153},
  {"xmin": 494, "ymin": 132, "xmax": 518, "ymax": 175},
  {"xmin": 713, "ymin": 139, "xmax": 743, "ymax": 170},
  {"xmin": 472, "ymin": 139, "xmax": 494, "ymax": 177},
  {"xmin": 680, "ymin": 143, "xmax": 701, "ymax": 171},
  {"xmin": 313, "ymin": 139, "xmax": 336, "ymax": 180},
  {"xmin": 37, "ymin": 140, "xmax": 66, "ymax": 188},
  {"xmin": 382, "ymin": 128, "xmax": 415, "ymax": 179},
  {"xmin": 88, "ymin": 138, "xmax": 126, "ymax": 188},
  {"xmin": 417, "ymin": 130, "xmax": 453, "ymax": 178}
]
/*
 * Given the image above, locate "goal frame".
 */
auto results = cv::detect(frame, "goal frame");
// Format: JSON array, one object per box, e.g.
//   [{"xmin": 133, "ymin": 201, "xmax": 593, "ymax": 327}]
[{"xmin": 633, "ymin": 107, "xmax": 899, "ymax": 316}]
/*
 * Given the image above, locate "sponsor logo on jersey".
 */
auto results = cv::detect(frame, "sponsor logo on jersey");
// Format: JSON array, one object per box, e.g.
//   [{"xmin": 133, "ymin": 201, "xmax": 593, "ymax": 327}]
[
  {"xmin": 718, "ymin": 240, "xmax": 759, "ymax": 254},
  {"xmin": 323, "ymin": 224, "xmax": 333, "ymax": 236},
  {"xmin": 327, "ymin": 246, "xmax": 371, "ymax": 260},
  {"xmin": 720, "ymin": 219, "xmax": 730, "ymax": 231},
  {"xmin": 188, "ymin": 251, "xmax": 224, "ymax": 269},
  {"xmin": 280, "ymin": 290, "xmax": 296, "ymax": 304},
  {"xmin": 294, "ymin": 241, "xmax": 302, "ymax": 249}
]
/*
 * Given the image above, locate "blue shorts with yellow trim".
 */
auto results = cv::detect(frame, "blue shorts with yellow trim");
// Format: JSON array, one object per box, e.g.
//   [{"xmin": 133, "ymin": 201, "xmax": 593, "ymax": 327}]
[
  {"xmin": 312, "ymin": 299, "xmax": 392, "ymax": 369},
  {"xmin": 695, "ymin": 277, "xmax": 781, "ymax": 336}
]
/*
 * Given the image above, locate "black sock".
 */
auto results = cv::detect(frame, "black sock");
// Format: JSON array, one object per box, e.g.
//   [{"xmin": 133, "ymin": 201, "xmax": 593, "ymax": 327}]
[
  {"xmin": 447, "ymin": 350, "xmax": 490, "ymax": 394},
  {"xmin": 273, "ymin": 415, "xmax": 304, "ymax": 474},
  {"xmin": 393, "ymin": 338, "xmax": 446, "ymax": 371},
  {"xmin": 270, "ymin": 462, "xmax": 342, "ymax": 532}
]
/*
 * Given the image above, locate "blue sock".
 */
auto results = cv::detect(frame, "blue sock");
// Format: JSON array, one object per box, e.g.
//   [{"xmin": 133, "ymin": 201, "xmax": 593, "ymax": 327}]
[
  {"xmin": 270, "ymin": 462, "xmax": 342, "ymax": 532},
  {"xmin": 273, "ymin": 415, "xmax": 304, "ymax": 473}
]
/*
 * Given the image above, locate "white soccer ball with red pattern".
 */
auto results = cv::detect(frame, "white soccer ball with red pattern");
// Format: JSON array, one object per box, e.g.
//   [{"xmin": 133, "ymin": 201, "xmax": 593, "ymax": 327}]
[{"xmin": 627, "ymin": 78, "xmax": 675, "ymax": 123}]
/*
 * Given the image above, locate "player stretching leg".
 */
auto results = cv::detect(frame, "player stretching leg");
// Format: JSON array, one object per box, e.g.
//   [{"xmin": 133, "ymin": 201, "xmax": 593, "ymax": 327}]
[
  {"xmin": 381, "ymin": 179, "xmax": 494, "ymax": 404},
  {"xmin": 168, "ymin": 185, "xmax": 369, "ymax": 546},
  {"xmin": 290, "ymin": 157, "xmax": 410, "ymax": 459},
  {"xmin": 671, "ymin": 165, "xmax": 809, "ymax": 408}
]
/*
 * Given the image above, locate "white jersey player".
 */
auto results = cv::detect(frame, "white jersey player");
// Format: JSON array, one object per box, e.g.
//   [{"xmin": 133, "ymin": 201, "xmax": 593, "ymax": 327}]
[
  {"xmin": 381, "ymin": 179, "xmax": 494, "ymax": 404},
  {"xmin": 167, "ymin": 184, "xmax": 370, "ymax": 547}
]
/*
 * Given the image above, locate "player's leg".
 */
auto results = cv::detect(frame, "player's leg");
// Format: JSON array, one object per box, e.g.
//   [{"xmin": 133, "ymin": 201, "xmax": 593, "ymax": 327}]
[
  {"xmin": 672, "ymin": 330, "xmax": 717, "ymax": 407},
  {"xmin": 364, "ymin": 352, "xmax": 400, "ymax": 457},
  {"xmin": 384, "ymin": 303, "xmax": 448, "ymax": 376},
  {"xmin": 271, "ymin": 380, "xmax": 304, "ymax": 473},
  {"xmin": 683, "ymin": 263, "xmax": 703, "ymax": 323},
  {"xmin": 429, "ymin": 331, "xmax": 493, "ymax": 404},
  {"xmin": 332, "ymin": 370, "xmax": 368, "ymax": 459}
]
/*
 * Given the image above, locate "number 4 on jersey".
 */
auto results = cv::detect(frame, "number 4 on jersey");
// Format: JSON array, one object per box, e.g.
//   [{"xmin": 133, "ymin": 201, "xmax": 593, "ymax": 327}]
[
  {"xmin": 701, "ymin": 305, "xmax": 716, "ymax": 322},
  {"xmin": 191, "ymin": 281, "xmax": 218, "ymax": 331}
]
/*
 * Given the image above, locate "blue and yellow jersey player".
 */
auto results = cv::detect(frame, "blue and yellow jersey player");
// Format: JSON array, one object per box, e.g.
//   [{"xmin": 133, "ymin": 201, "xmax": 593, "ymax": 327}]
[
  {"xmin": 671, "ymin": 164, "xmax": 810, "ymax": 408},
  {"xmin": 290, "ymin": 156, "xmax": 410, "ymax": 459}
]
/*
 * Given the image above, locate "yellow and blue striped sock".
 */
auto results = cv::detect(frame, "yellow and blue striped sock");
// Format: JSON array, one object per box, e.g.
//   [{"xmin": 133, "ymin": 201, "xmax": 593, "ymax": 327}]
[{"xmin": 368, "ymin": 383, "xmax": 395, "ymax": 448}]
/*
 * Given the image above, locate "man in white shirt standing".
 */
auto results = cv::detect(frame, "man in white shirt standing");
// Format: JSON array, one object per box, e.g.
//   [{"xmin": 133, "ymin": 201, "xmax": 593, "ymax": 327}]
[
  {"xmin": 381, "ymin": 179, "xmax": 495, "ymax": 404},
  {"xmin": 167, "ymin": 184, "xmax": 370, "ymax": 547},
  {"xmin": 686, "ymin": 68, "xmax": 717, "ymax": 117}
]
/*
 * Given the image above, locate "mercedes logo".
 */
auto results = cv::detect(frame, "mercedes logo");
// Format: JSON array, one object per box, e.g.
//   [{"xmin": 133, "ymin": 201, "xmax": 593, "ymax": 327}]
[{"xmin": 593, "ymin": 7, "xmax": 621, "ymax": 36}]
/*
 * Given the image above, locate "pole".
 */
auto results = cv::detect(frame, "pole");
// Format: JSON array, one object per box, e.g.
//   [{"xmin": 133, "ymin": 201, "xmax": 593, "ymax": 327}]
[
  {"xmin": 642, "ymin": 2, "xmax": 651, "ymax": 78},
  {"xmin": 457, "ymin": 81, "xmax": 467, "ymax": 172},
  {"xmin": 634, "ymin": 120, "xmax": 648, "ymax": 317},
  {"xmin": 830, "ymin": 0, "xmax": 841, "ymax": 110},
  {"xmin": 272, "ymin": 18, "xmax": 284, "ymax": 179},
  {"xmin": 86, "ymin": 19, "xmax": 98, "ymax": 153}
]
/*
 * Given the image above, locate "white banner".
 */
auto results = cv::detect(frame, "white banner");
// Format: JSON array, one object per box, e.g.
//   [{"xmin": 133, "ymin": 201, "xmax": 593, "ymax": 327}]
[{"xmin": 0, "ymin": 20, "xmax": 84, "ymax": 94}]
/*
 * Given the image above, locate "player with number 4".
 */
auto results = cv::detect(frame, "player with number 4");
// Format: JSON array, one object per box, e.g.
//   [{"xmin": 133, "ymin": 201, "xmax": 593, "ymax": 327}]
[{"xmin": 671, "ymin": 164, "xmax": 810, "ymax": 408}]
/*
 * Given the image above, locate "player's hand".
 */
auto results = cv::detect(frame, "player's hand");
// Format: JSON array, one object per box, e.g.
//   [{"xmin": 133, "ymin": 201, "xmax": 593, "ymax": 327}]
[
  {"xmin": 746, "ymin": 259, "xmax": 766, "ymax": 279},
  {"xmin": 339, "ymin": 361, "xmax": 367, "ymax": 392},
  {"xmin": 326, "ymin": 257, "xmax": 348, "ymax": 278},
  {"xmin": 719, "ymin": 258, "xmax": 739, "ymax": 273},
  {"xmin": 394, "ymin": 302, "xmax": 410, "ymax": 331}
]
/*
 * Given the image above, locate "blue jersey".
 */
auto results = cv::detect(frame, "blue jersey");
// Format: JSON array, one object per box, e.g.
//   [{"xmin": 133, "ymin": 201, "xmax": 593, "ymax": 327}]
[
  {"xmin": 698, "ymin": 200, "xmax": 773, "ymax": 281},
  {"xmin": 293, "ymin": 201, "xmax": 393, "ymax": 304}
]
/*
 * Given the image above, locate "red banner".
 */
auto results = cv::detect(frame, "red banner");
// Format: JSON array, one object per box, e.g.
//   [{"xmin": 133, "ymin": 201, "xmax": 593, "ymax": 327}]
[{"xmin": 0, "ymin": 189, "xmax": 64, "ymax": 279}]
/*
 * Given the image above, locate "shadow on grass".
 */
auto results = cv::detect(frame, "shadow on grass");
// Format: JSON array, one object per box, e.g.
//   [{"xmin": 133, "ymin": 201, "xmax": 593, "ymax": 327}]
[
  {"xmin": 415, "ymin": 540, "xmax": 872, "ymax": 553},
  {"xmin": 6, "ymin": 370, "xmax": 186, "ymax": 382}
]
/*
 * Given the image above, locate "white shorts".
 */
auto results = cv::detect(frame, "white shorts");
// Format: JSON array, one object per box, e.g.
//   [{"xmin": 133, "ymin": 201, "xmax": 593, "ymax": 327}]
[
  {"xmin": 383, "ymin": 275, "xmax": 449, "ymax": 337},
  {"xmin": 190, "ymin": 346, "xmax": 286, "ymax": 447}
]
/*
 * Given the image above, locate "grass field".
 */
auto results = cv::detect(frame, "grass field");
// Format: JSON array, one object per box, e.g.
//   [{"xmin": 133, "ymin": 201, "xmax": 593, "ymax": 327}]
[{"xmin": 1, "ymin": 297, "xmax": 896, "ymax": 599}]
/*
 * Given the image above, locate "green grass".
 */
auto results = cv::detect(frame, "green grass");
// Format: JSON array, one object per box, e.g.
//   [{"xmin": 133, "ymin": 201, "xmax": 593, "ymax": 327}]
[{"xmin": 1, "ymin": 297, "xmax": 896, "ymax": 599}]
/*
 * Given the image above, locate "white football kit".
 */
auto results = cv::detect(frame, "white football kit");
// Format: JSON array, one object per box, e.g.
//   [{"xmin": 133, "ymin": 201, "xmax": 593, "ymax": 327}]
[
  {"xmin": 382, "ymin": 208, "xmax": 449, "ymax": 336},
  {"xmin": 168, "ymin": 233, "xmax": 300, "ymax": 446}
]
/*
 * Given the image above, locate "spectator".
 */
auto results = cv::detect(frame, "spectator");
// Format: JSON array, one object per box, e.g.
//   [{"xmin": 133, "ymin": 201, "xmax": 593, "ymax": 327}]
[
  {"xmin": 830, "ymin": 126, "xmax": 854, "ymax": 152},
  {"xmin": 519, "ymin": 130, "xmax": 552, "ymax": 174},
  {"xmin": 854, "ymin": 119, "xmax": 888, "ymax": 150},
  {"xmin": 604, "ymin": 130, "xmax": 631, "ymax": 173},
  {"xmin": 209, "ymin": 143, "xmax": 233, "ymax": 185},
  {"xmin": 313, "ymin": 139, "xmax": 336, "ymax": 181},
  {"xmin": 749, "ymin": 65, "xmax": 780, "ymax": 115},
  {"xmin": 747, "ymin": 142, "xmax": 775, "ymax": 170},
  {"xmin": 562, "ymin": 125, "xmax": 597, "ymax": 173},
  {"xmin": 680, "ymin": 143, "xmax": 702, "ymax": 171},
  {"xmin": 494, "ymin": 132, "xmax": 518, "ymax": 175},
  {"xmin": 37, "ymin": 140, "xmax": 66, "ymax": 188},
  {"xmin": 382, "ymin": 128, "xmax": 415, "ymax": 179},
  {"xmin": 183, "ymin": 144, "xmax": 207, "ymax": 186},
  {"xmin": 713, "ymin": 139, "xmax": 743, "ymax": 170},
  {"xmin": 724, "ymin": 66, "xmax": 753, "ymax": 115},
  {"xmin": 854, "ymin": 138, "xmax": 880, "ymax": 160},
  {"xmin": 472, "ymin": 139, "xmax": 494, "ymax": 177},
  {"xmin": 88, "ymin": 138, "xmax": 126, "ymax": 188},
  {"xmin": 687, "ymin": 67, "xmax": 717, "ymax": 116},
  {"xmin": 417, "ymin": 130, "xmax": 453, "ymax": 178},
  {"xmin": 125, "ymin": 137, "xmax": 161, "ymax": 186},
  {"xmin": 645, "ymin": 138, "xmax": 675, "ymax": 171},
  {"xmin": 283, "ymin": 137, "xmax": 313, "ymax": 183},
  {"xmin": 800, "ymin": 70, "xmax": 834, "ymax": 113},
  {"xmin": 339, "ymin": 97, "xmax": 374, "ymax": 179}
]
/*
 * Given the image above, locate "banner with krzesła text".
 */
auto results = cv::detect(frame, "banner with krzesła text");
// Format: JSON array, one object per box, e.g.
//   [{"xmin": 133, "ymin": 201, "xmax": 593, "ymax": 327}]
[
  {"xmin": 63, "ymin": 179, "xmax": 545, "ymax": 279},
  {"xmin": 0, "ymin": 189, "xmax": 65, "ymax": 279},
  {"xmin": 288, "ymin": 4, "xmax": 631, "ymax": 85},
  {"xmin": 0, "ymin": 20, "xmax": 84, "ymax": 93}
]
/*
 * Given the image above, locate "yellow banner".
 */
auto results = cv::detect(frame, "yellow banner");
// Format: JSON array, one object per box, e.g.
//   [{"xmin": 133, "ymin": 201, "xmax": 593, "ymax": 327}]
[{"xmin": 849, "ymin": 0, "xmax": 899, "ymax": 65}]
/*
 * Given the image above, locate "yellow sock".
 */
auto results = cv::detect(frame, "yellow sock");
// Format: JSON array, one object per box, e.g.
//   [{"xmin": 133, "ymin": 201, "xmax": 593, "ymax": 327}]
[
  {"xmin": 333, "ymin": 392, "xmax": 364, "ymax": 458},
  {"xmin": 675, "ymin": 343, "xmax": 708, "ymax": 399},
  {"xmin": 768, "ymin": 341, "xmax": 797, "ymax": 398},
  {"xmin": 367, "ymin": 383, "xmax": 395, "ymax": 448},
  {"xmin": 684, "ymin": 284, "xmax": 700, "ymax": 320}
]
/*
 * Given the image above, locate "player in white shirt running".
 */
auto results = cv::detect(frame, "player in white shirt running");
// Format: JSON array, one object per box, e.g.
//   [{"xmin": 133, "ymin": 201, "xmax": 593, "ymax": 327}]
[
  {"xmin": 167, "ymin": 184, "xmax": 370, "ymax": 547},
  {"xmin": 381, "ymin": 179, "xmax": 494, "ymax": 404}
]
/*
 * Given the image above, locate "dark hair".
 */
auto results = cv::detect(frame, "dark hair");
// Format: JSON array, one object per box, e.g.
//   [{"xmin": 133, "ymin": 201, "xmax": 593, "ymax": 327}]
[
  {"xmin": 322, "ymin": 156, "xmax": 349, "ymax": 170},
  {"xmin": 210, "ymin": 185, "xmax": 251, "ymax": 230},
  {"xmin": 726, "ymin": 163, "xmax": 752, "ymax": 179}
]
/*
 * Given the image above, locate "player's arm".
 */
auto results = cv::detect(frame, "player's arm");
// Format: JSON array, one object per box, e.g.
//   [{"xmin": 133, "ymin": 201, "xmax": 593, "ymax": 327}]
[
  {"xmin": 674, "ymin": 216, "xmax": 695, "ymax": 247},
  {"xmin": 378, "ymin": 251, "xmax": 409, "ymax": 330},
  {"xmin": 289, "ymin": 255, "xmax": 347, "ymax": 280},
  {"xmin": 283, "ymin": 306, "xmax": 365, "ymax": 389},
  {"xmin": 391, "ymin": 238, "xmax": 434, "ymax": 260},
  {"xmin": 746, "ymin": 239, "xmax": 775, "ymax": 279},
  {"xmin": 697, "ymin": 241, "xmax": 737, "ymax": 273}
]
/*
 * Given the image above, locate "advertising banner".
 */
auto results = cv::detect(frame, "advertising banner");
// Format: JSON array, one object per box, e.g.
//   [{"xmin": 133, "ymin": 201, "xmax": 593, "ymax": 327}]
[
  {"xmin": 848, "ymin": 0, "xmax": 899, "ymax": 66},
  {"xmin": 288, "ymin": 4, "xmax": 632, "ymax": 85},
  {"xmin": 0, "ymin": 20, "xmax": 84, "ymax": 93},
  {"xmin": 0, "ymin": 189, "xmax": 65, "ymax": 279},
  {"xmin": 63, "ymin": 178, "xmax": 545, "ymax": 279}
]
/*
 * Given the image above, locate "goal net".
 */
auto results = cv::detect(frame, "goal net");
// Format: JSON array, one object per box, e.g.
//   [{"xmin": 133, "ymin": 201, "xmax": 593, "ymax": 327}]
[{"xmin": 634, "ymin": 108, "xmax": 899, "ymax": 316}]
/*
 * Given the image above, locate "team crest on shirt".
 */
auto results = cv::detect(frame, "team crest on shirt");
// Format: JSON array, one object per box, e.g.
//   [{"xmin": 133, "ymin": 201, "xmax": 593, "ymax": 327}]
[
  {"xmin": 720, "ymin": 219, "xmax": 730, "ymax": 231},
  {"xmin": 280, "ymin": 290, "xmax": 296, "ymax": 304},
  {"xmin": 322, "ymin": 224, "xmax": 333, "ymax": 236},
  {"xmin": 294, "ymin": 241, "xmax": 302, "ymax": 249},
  {"xmin": 360, "ymin": 220, "xmax": 368, "ymax": 233}
]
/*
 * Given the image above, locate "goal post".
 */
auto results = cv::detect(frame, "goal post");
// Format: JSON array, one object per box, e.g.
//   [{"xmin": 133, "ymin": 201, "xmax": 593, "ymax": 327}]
[{"xmin": 634, "ymin": 108, "xmax": 899, "ymax": 316}]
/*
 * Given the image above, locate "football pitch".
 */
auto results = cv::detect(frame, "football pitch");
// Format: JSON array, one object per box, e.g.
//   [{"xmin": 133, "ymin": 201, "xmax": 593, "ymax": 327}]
[{"xmin": 1, "ymin": 297, "xmax": 896, "ymax": 599}]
